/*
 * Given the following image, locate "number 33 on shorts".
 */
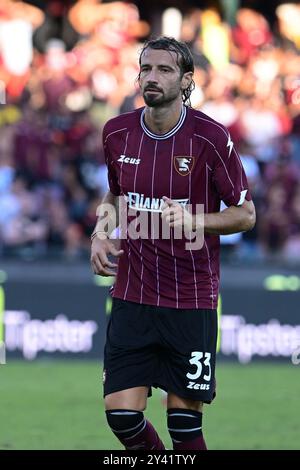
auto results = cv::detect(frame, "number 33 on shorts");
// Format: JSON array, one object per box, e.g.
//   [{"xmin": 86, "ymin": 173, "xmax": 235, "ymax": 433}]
[{"xmin": 186, "ymin": 351, "xmax": 211, "ymax": 390}]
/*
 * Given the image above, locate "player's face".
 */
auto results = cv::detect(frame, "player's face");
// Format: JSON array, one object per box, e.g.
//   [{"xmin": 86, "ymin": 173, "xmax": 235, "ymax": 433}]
[{"xmin": 139, "ymin": 48, "xmax": 186, "ymax": 107}]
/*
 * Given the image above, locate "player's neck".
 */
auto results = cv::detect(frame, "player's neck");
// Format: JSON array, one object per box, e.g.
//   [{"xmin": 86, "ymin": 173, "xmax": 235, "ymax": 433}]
[{"xmin": 144, "ymin": 101, "xmax": 183, "ymax": 135}]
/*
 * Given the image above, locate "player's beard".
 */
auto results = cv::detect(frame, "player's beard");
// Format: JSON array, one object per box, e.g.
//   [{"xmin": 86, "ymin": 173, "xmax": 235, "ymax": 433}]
[{"xmin": 143, "ymin": 87, "xmax": 180, "ymax": 108}]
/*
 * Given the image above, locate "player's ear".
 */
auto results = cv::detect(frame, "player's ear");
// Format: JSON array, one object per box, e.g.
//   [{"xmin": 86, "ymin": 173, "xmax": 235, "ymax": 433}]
[{"xmin": 181, "ymin": 72, "xmax": 193, "ymax": 91}]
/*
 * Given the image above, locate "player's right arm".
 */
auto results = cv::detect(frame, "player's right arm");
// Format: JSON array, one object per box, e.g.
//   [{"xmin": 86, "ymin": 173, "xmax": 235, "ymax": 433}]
[{"xmin": 90, "ymin": 190, "xmax": 124, "ymax": 277}]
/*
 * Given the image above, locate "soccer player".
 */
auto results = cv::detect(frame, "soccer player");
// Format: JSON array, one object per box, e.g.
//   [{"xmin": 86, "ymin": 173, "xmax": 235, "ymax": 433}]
[{"xmin": 90, "ymin": 37, "xmax": 255, "ymax": 450}]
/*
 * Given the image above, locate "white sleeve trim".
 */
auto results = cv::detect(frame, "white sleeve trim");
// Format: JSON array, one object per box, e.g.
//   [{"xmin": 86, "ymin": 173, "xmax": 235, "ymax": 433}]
[{"xmin": 237, "ymin": 189, "xmax": 248, "ymax": 206}]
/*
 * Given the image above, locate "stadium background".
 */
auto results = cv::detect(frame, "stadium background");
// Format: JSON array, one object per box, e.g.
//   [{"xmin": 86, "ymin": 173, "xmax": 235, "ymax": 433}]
[{"xmin": 0, "ymin": 0, "xmax": 299, "ymax": 450}]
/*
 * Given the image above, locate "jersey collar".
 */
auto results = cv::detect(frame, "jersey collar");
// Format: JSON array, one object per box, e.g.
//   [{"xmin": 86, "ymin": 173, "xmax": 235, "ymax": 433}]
[{"xmin": 140, "ymin": 105, "xmax": 187, "ymax": 140}]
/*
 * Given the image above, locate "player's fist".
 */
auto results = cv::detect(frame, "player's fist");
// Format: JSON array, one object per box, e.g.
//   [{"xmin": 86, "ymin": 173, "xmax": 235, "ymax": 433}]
[
  {"xmin": 161, "ymin": 196, "xmax": 194, "ymax": 232},
  {"xmin": 91, "ymin": 237, "xmax": 123, "ymax": 276}
]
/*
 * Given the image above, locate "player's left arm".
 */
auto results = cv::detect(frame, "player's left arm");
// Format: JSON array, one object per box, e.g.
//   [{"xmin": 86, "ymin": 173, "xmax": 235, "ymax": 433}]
[
  {"xmin": 204, "ymin": 129, "xmax": 256, "ymax": 235},
  {"xmin": 161, "ymin": 197, "xmax": 255, "ymax": 235},
  {"xmin": 202, "ymin": 199, "xmax": 255, "ymax": 235}
]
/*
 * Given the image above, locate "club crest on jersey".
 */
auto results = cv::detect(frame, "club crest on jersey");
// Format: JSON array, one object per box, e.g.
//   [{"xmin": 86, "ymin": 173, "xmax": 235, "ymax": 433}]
[{"xmin": 174, "ymin": 156, "xmax": 194, "ymax": 176}]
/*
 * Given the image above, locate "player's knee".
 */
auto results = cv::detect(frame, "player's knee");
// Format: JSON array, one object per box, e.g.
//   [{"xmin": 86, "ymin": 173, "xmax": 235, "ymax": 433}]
[
  {"xmin": 167, "ymin": 408, "xmax": 203, "ymax": 443},
  {"xmin": 167, "ymin": 393, "xmax": 203, "ymax": 412},
  {"xmin": 106, "ymin": 410, "xmax": 145, "ymax": 440},
  {"xmin": 104, "ymin": 388, "xmax": 148, "ymax": 411}
]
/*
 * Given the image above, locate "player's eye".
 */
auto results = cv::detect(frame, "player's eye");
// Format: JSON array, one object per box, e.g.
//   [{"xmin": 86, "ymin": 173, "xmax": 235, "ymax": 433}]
[{"xmin": 160, "ymin": 68, "xmax": 170, "ymax": 73}]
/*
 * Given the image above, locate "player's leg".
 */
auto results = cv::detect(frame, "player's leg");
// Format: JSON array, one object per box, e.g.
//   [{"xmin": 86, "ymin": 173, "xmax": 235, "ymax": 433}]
[
  {"xmin": 105, "ymin": 387, "xmax": 164, "ymax": 450},
  {"xmin": 167, "ymin": 393, "xmax": 207, "ymax": 450},
  {"xmin": 105, "ymin": 386, "xmax": 149, "ymax": 411},
  {"xmin": 103, "ymin": 299, "xmax": 165, "ymax": 450},
  {"xmin": 154, "ymin": 307, "xmax": 217, "ymax": 450}
]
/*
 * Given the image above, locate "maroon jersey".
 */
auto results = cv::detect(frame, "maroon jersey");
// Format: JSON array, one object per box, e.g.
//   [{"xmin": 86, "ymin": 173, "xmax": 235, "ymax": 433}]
[{"xmin": 103, "ymin": 106, "xmax": 251, "ymax": 309}]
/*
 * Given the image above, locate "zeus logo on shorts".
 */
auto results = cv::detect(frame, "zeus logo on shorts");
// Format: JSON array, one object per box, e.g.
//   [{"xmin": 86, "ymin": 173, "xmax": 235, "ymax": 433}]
[
  {"xmin": 118, "ymin": 155, "xmax": 141, "ymax": 165},
  {"xmin": 187, "ymin": 382, "xmax": 210, "ymax": 390}
]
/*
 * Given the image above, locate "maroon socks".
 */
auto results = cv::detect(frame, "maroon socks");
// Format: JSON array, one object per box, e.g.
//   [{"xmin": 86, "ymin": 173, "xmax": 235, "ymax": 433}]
[
  {"xmin": 167, "ymin": 408, "xmax": 207, "ymax": 450},
  {"xmin": 106, "ymin": 410, "xmax": 165, "ymax": 450}
]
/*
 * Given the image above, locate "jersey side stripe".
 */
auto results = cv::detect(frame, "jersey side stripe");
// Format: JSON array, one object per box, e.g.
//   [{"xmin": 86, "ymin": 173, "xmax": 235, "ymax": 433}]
[
  {"xmin": 204, "ymin": 240, "xmax": 214, "ymax": 309},
  {"xmin": 170, "ymin": 135, "xmax": 178, "ymax": 308},
  {"xmin": 119, "ymin": 132, "xmax": 129, "ymax": 189},
  {"xmin": 233, "ymin": 147, "xmax": 246, "ymax": 191},
  {"xmin": 123, "ymin": 131, "xmax": 144, "ymax": 301},
  {"xmin": 139, "ymin": 240, "xmax": 144, "ymax": 304},
  {"xmin": 151, "ymin": 140, "xmax": 159, "ymax": 306},
  {"xmin": 121, "ymin": 131, "xmax": 130, "ymax": 300},
  {"xmin": 188, "ymin": 137, "xmax": 198, "ymax": 309},
  {"xmin": 205, "ymin": 162, "xmax": 215, "ymax": 307}
]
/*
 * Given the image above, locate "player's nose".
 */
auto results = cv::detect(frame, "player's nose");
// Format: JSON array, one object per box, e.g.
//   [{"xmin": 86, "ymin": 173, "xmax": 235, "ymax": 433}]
[{"xmin": 146, "ymin": 68, "xmax": 159, "ymax": 83}]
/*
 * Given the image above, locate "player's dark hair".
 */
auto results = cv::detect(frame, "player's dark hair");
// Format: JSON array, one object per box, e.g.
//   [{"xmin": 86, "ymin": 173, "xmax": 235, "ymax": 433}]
[{"xmin": 138, "ymin": 36, "xmax": 195, "ymax": 107}]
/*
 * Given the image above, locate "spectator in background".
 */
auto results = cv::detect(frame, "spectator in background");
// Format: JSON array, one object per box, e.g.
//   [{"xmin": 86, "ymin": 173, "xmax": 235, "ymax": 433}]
[
  {"xmin": 276, "ymin": 3, "xmax": 300, "ymax": 50},
  {"xmin": 239, "ymin": 96, "xmax": 287, "ymax": 162},
  {"xmin": 0, "ymin": 173, "xmax": 48, "ymax": 255},
  {"xmin": 231, "ymin": 8, "xmax": 273, "ymax": 65},
  {"xmin": 33, "ymin": 0, "xmax": 79, "ymax": 53},
  {"xmin": 0, "ymin": 2, "xmax": 299, "ymax": 263},
  {"xmin": 180, "ymin": 9, "xmax": 211, "ymax": 72},
  {"xmin": 259, "ymin": 182, "xmax": 290, "ymax": 257},
  {"xmin": 200, "ymin": 8, "xmax": 231, "ymax": 70},
  {"xmin": 0, "ymin": 0, "xmax": 44, "ymax": 99},
  {"xmin": 283, "ymin": 184, "xmax": 300, "ymax": 262}
]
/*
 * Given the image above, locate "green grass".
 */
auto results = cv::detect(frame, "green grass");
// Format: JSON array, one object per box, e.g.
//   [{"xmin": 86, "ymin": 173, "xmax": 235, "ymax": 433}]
[{"xmin": 0, "ymin": 361, "xmax": 299, "ymax": 450}]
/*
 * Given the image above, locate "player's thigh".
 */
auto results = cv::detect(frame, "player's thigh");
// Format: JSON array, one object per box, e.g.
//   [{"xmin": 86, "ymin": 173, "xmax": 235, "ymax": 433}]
[
  {"xmin": 160, "ymin": 308, "xmax": 217, "ymax": 404},
  {"xmin": 105, "ymin": 386, "xmax": 149, "ymax": 411},
  {"xmin": 103, "ymin": 298, "xmax": 158, "ymax": 398},
  {"xmin": 167, "ymin": 391, "xmax": 203, "ymax": 412}
]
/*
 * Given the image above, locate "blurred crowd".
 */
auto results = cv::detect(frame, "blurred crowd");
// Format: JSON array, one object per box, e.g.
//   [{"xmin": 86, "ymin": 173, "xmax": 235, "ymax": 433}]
[{"xmin": 0, "ymin": 0, "xmax": 300, "ymax": 263}]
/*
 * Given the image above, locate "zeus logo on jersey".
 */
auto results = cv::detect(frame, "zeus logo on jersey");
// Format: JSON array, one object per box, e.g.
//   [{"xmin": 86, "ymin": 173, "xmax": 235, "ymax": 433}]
[
  {"xmin": 118, "ymin": 155, "xmax": 141, "ymax": 165},
  {"xmin": 126, "ymin": 192, "xmax": 189, "ymax": 213}
]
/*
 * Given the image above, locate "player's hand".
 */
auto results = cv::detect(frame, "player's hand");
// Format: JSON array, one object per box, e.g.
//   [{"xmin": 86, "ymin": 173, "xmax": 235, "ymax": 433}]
[
  {"xmin": 90, "ymin": 236, "xmax": 124, "ymax": 276},
  {"xmin": 161, "ymin": 196, "xmax": 194, "ymax": 232}
]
